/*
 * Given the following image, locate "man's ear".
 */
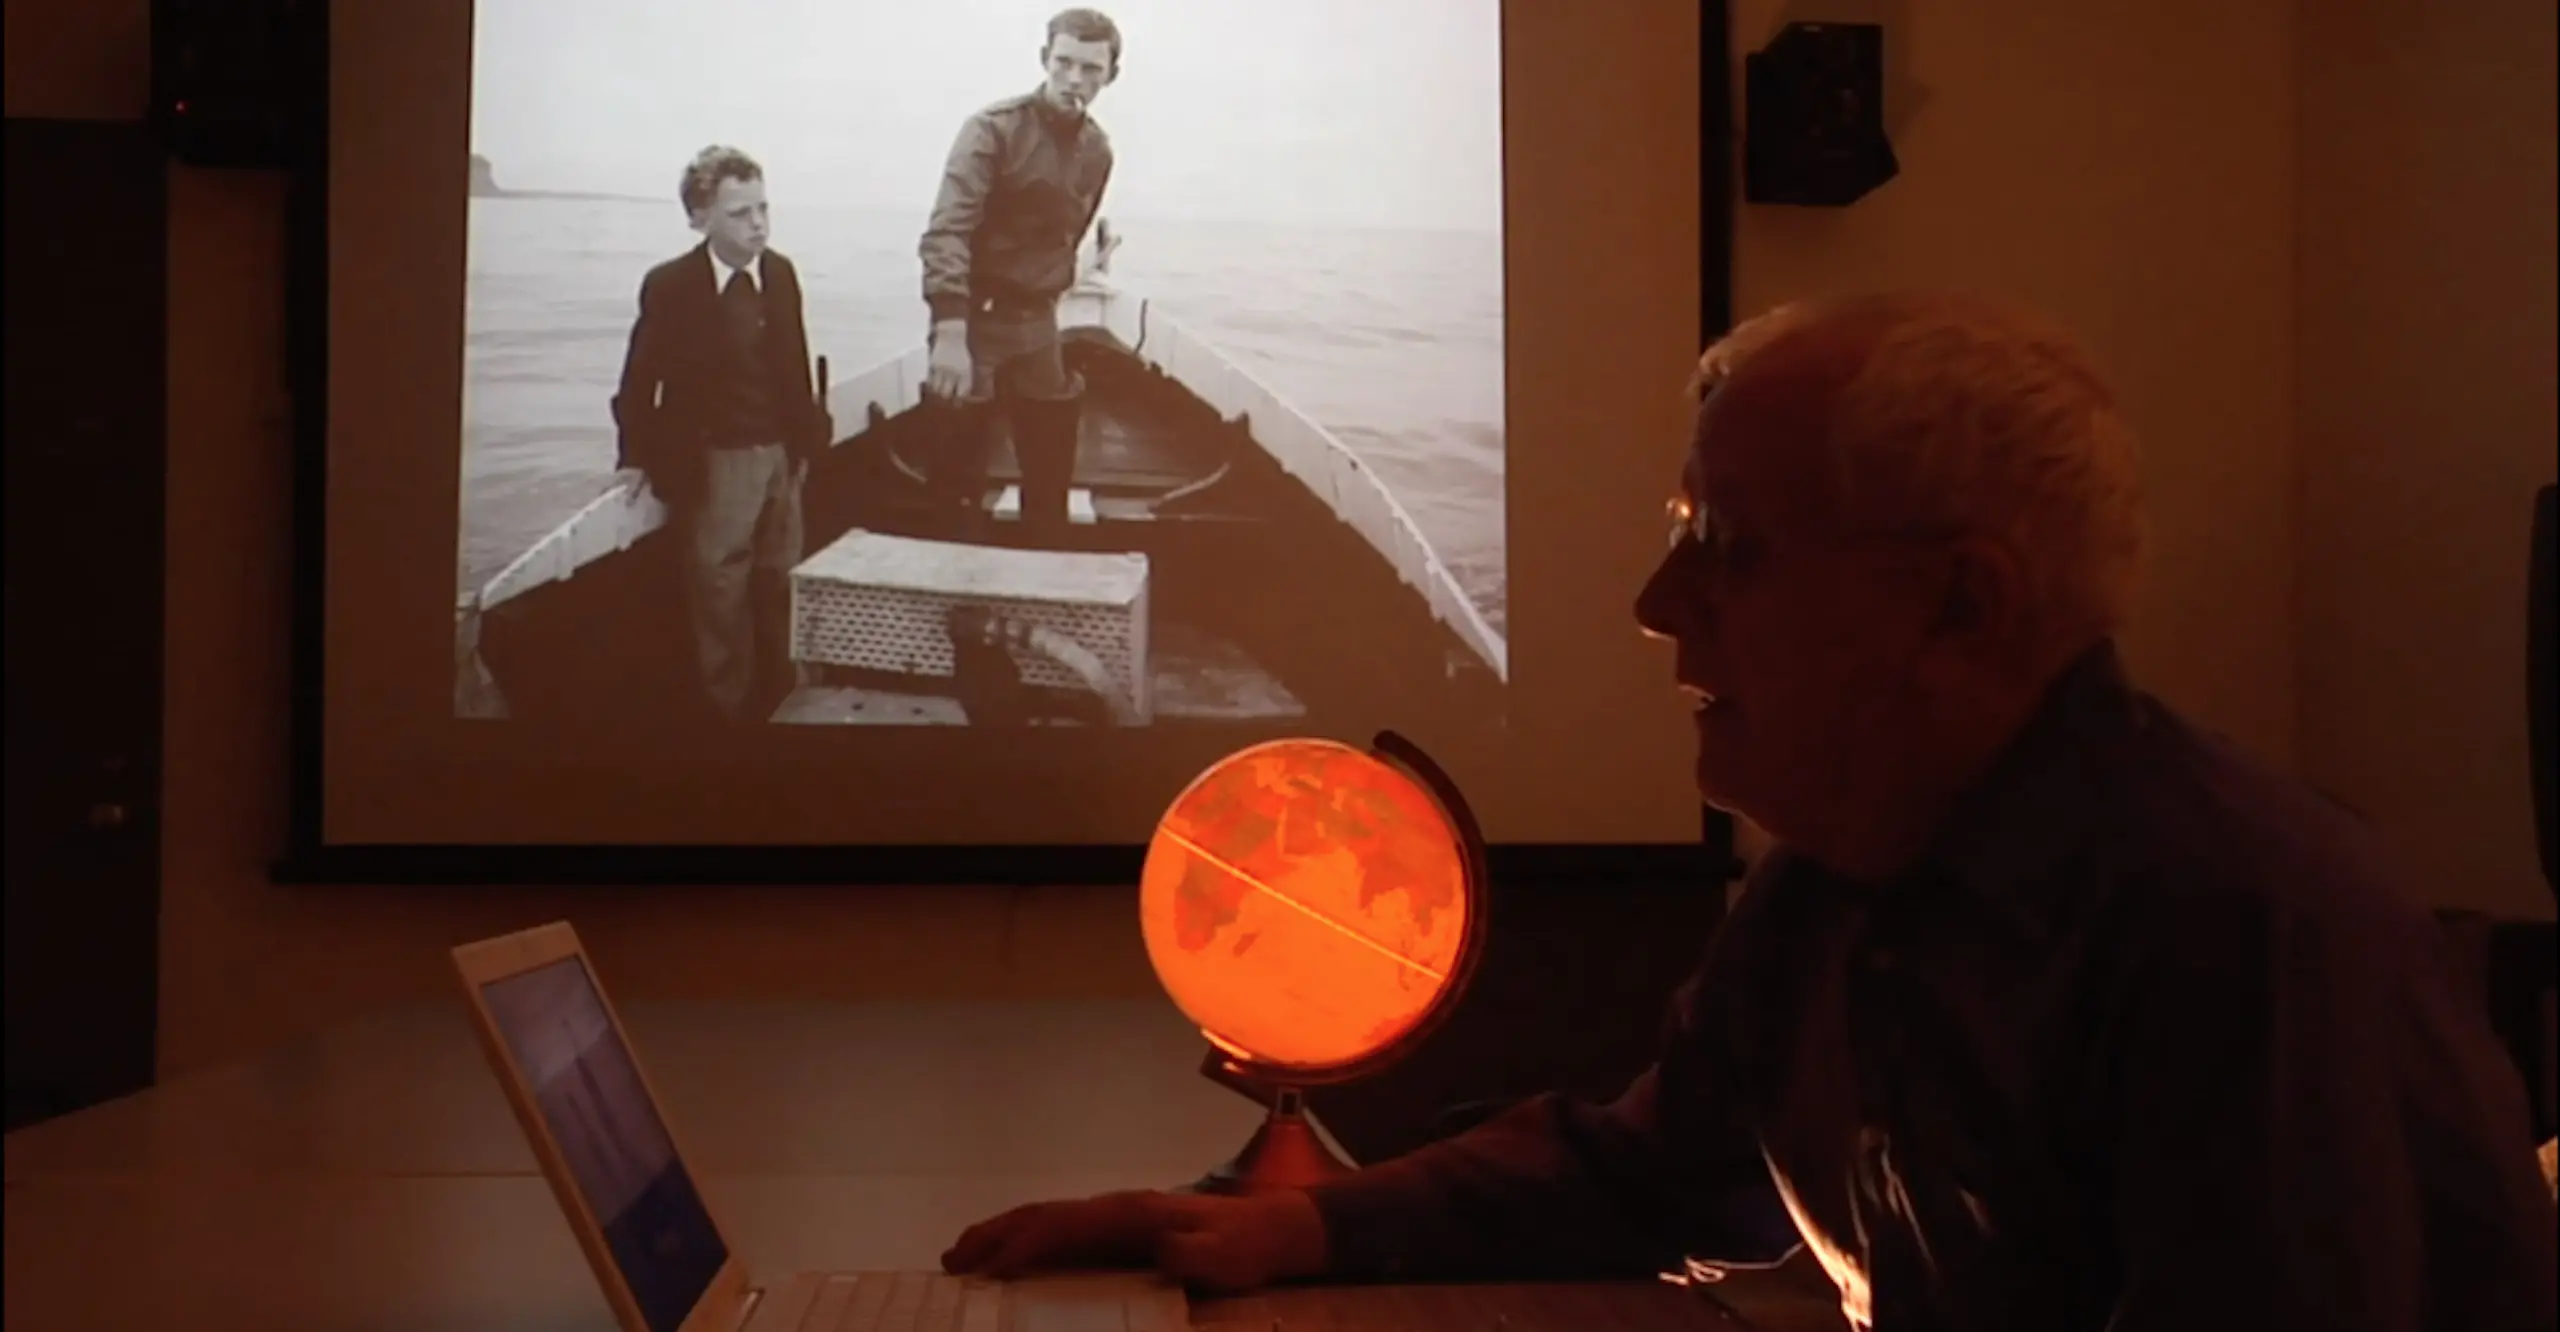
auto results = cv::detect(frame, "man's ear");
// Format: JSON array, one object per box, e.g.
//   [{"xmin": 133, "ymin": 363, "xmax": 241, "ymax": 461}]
[{"xmin": 1930, "ymin": 534, "xmax": 2027, "ymax": 647}]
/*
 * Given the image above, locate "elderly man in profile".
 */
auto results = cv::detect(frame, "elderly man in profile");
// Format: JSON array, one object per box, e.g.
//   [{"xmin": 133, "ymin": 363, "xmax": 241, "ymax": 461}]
[{"xmin": 940, "ymin": 292, "xmax": 2560, "ymax": 1329}]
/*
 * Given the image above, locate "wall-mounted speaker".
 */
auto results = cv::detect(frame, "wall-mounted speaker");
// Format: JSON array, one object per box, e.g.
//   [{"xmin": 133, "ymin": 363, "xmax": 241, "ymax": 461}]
[
  {"xmin": 1744, "ymin": 21, "xmax": 1899, "ymax": 208},
  {"xmin": 150, "ymin": 0, "xmax": 326, "ymax": 170}
]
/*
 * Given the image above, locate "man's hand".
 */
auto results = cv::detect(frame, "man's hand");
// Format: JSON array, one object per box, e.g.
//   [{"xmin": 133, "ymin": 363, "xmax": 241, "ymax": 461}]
[
  {"xmin": 926, "ymin": 319, "xmax": 973, "ymax": 400},
  {"xmin": 941, "ymin": 1188, "xmax": 1327, "ymax": 1295}
]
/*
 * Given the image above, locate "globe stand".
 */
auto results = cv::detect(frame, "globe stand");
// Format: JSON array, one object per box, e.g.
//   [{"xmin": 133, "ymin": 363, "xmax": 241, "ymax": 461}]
[
  {"xmin": 1193, "ymin": 1087, "xmax": 1354, "ymax": 1196},
  {"xmin": 1149, "ymin": 732, "xmax": 1494, "ymax": 1202},
  {"xmin": 1186, "ymin": 1051, "xmax": 1354, "ymax": 1196}
]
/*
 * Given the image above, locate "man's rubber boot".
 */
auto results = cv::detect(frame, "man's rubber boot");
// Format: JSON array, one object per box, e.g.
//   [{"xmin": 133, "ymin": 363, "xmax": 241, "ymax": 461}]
[{"xmin": 1009, "ymin": 392, "xmax": 1083, "ymax": 542}]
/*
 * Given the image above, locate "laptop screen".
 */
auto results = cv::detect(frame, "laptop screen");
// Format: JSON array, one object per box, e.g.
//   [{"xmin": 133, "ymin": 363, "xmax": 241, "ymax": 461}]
[{"xmin": 480, "ymin": 956, "xmax": 729, "ymax": 1332}]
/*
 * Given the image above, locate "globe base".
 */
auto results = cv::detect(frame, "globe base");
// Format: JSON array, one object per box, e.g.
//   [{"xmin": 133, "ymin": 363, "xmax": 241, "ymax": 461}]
[{"xmin": 1189, "ymin": 1087, "xmax": 1354, "ymax": 1196}]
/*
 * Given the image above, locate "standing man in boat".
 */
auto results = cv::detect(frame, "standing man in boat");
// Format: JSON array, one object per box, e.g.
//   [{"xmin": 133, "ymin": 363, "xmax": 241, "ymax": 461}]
[
  {"xmin": 612, "ymin": 145, "xmax": 833, "ymax": 721},
  {"xmin": 917, "ymin": 7, "xmax": 1121, "ymax": 539}
]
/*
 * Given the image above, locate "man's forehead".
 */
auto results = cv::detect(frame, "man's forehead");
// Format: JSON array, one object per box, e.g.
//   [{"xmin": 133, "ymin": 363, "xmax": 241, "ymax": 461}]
[{"xmin": 1684, "ymin": 320, "xmax": 1878, "ymax": 514}]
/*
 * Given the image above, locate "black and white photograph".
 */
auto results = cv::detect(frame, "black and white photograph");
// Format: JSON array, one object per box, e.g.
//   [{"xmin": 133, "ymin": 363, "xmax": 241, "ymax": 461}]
[{"xmin": 452, "ymin": 0, "xmax": 1509, "ymax": 729}]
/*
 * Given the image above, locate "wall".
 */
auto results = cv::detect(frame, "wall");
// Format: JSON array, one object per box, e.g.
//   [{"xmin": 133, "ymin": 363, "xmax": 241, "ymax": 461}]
[
  {"xmin": 2296, "ymin": 0, "xmax": 2559, "ymax": 921},
  {"xmin": 1731, "ymin": 0, "xmax": 2301, "ymax": 764},
  {"xmin": 6, "ymin": 0, "xmax": 2383, "ymax": 1077}
]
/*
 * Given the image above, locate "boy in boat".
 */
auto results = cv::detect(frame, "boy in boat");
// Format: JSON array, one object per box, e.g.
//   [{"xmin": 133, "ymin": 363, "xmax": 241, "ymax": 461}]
[
  {"xmin": 917, "ymin": 7, "xmax": 1121, "ymax": 539},
  {"xmin": 611, "ymin": 145, "xmax": 832, "ymax": 721}
]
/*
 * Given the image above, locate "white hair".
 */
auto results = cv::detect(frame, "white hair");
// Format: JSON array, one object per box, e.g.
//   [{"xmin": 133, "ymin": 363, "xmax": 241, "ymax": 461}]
[{"xmin": 1693, "ymin": 292, "xmax": 2148, "ymax": 645}]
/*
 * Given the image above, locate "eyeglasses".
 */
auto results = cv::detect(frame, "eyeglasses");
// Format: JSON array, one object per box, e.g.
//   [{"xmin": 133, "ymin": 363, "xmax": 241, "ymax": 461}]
[
  {"xmin": 1671, "ymin": 493, "xmax": 1971, "ymax": 581},
  {"xmin": 1664, "ymin": 494, "xmax": 1734, "ymax": 557}
]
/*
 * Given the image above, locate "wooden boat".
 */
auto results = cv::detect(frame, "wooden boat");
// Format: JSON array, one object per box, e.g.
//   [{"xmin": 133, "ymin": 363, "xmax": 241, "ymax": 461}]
[{"xmin": 455, "ymin": 255, "xmax": 1508, "ymax": 729}]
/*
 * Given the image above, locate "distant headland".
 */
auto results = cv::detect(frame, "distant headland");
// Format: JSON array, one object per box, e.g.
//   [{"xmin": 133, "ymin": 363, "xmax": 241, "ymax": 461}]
[{"xmin": 469, "ymin": 153, "xmax": 657, "ymax": 205}]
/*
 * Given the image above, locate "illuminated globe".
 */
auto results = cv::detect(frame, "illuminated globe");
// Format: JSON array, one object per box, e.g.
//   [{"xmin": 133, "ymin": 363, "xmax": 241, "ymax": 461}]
[{"xmin": 1139, "ymin": 734, "xmax": 1487, "ymax": 1193}]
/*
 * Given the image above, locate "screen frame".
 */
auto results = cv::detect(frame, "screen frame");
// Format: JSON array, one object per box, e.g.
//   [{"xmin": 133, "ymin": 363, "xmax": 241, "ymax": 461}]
[
  {"xmin": 274, "ymin": 0, "xmax": 1740, "ymax": 887},
  {"xmin": 450, "ymin": 921, "xmax": 752, "ymax": 1332}
]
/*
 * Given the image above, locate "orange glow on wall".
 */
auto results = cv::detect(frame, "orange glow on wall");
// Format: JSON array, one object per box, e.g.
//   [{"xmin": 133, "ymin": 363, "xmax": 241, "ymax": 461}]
[{"xmin": 1139, "ymin": 738, "xmax": 1471, "ymax": 1072}]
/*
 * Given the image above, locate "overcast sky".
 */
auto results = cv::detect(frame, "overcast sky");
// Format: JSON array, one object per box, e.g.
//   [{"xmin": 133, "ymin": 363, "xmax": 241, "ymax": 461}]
[{"xmin": 470, "ymin": 0, "xmax": 1504, "ymax": 233}]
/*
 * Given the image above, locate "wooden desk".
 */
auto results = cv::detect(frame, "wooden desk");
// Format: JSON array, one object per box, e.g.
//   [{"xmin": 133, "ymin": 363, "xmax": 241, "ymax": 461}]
[{"xmin": 4, "ymin": 1001, "xmax": 1843, "ymax": 1330}]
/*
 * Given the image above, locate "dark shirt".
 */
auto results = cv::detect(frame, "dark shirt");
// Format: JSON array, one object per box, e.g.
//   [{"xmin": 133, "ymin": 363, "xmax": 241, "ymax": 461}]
[
  {"xmin": 1306, "ymin": 643, "xmax": 2559, "ymax": 1331},
  {"xmin": 715, "ymin": 268, "xmax": 779, "ymax": 448},
  {"xmin": 919, "ymin": 90, "xmax": 1113, "ymax": 324}
]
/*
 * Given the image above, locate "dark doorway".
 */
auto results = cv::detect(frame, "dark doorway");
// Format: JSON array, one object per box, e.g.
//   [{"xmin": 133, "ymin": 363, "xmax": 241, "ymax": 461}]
[{"xmin": 4, "ymin": 118, "xmax": 168, "ymax": 1131}]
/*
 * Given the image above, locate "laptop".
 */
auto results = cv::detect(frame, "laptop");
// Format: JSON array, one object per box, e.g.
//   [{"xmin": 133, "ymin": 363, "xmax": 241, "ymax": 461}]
[{"xmin": 452, "ymin": 921, "xmax": 1189, "ymax": 1332}]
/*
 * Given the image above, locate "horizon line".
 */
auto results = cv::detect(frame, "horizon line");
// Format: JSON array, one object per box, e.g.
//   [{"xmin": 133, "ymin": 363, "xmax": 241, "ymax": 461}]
[{"xmin": 470, "ymin": 189, "xmax": 1505, "ymax": 240}]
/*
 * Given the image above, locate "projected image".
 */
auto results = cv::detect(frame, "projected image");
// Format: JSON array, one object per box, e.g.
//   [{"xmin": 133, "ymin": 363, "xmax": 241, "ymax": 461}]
[{"xmin": 453, "ymin": 1, "xmax": 1509, "ymax": 730}]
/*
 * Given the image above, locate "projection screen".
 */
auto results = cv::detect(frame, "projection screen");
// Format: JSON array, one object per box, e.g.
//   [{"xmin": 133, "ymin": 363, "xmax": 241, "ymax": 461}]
[{"xmin": 306, "ymin": 0, "xmax": 1722, "ymax": 870}]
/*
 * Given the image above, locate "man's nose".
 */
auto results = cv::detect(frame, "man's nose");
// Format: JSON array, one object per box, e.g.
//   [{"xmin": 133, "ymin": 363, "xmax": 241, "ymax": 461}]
[
  {"xmin": 1634, "ymin": 558, "xmax": 1682, "ymax": 640},
  {"xmin": 1635, "ymin": 557, "xmax": 1717, "ymax": 644}
]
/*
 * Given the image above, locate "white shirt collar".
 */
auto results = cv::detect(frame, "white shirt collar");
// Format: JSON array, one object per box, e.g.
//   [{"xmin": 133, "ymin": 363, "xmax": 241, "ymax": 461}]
[{"xmin": 708, "ymin": 247, "xmax": 763, "ymax": 291}]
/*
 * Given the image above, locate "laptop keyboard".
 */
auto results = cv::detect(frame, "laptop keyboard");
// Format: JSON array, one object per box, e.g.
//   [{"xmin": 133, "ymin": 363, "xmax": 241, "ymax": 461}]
[{"xmin": 793, "ymin": 1272, "xmax": 999, "ymax": 1332}]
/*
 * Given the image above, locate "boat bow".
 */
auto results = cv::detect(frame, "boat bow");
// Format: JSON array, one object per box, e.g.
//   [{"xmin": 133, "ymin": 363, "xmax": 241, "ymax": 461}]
[{"xmin": 1050, "ymin": 274, "xmax": 1509, "ymax": 683}]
